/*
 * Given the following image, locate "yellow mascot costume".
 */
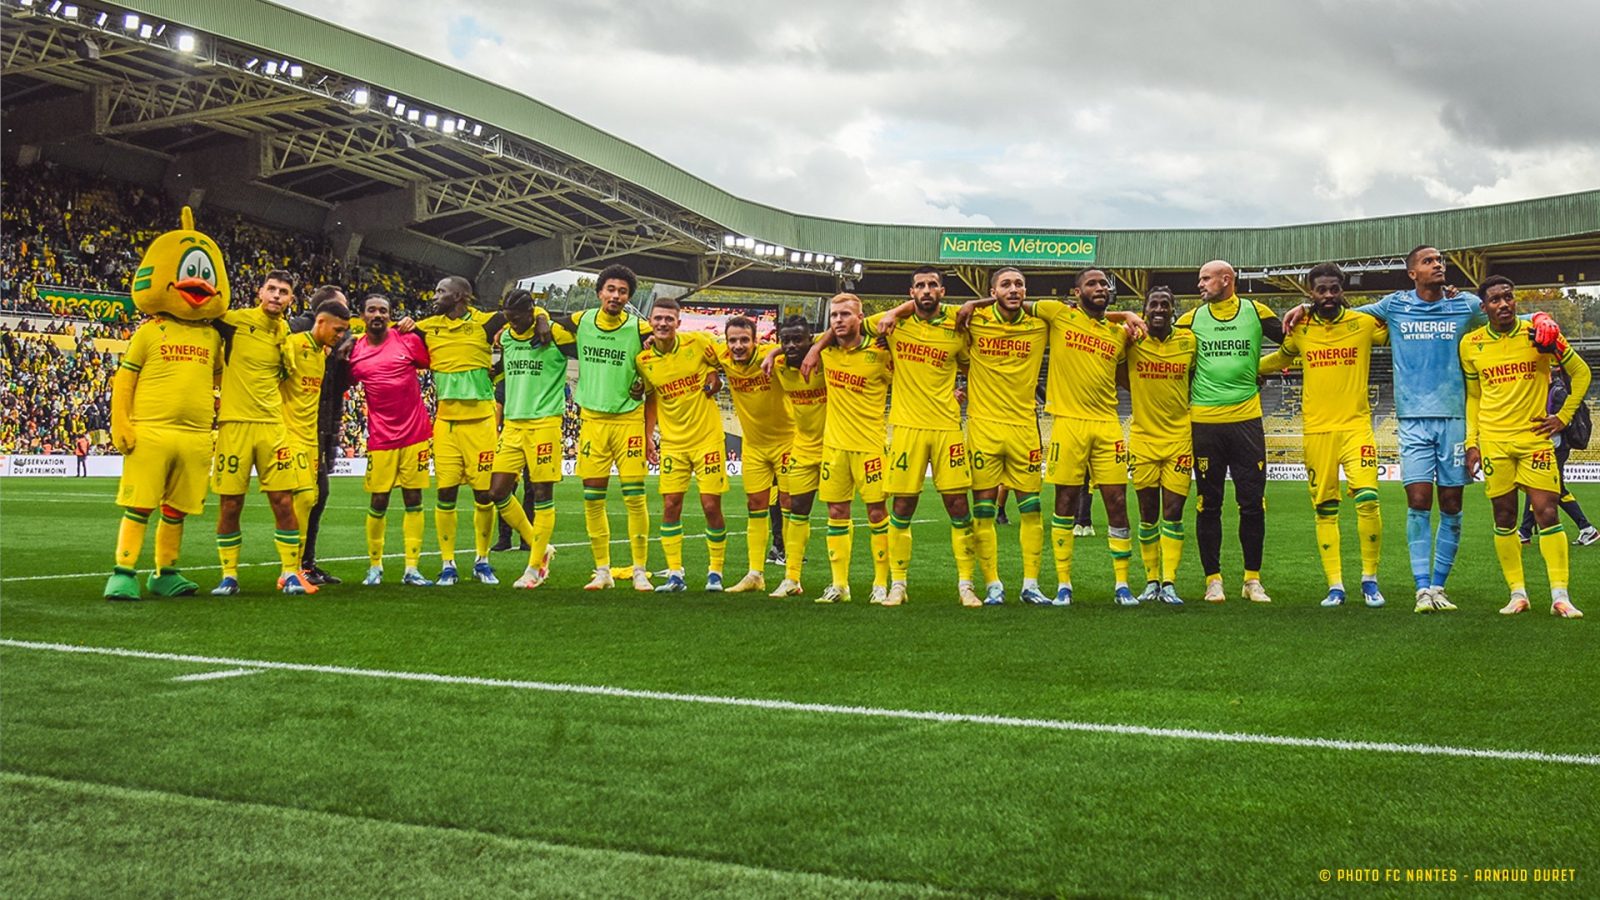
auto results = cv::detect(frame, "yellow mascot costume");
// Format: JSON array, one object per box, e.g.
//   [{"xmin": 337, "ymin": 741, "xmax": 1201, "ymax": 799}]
[{"xmin": 104, "ymin": 207, "xmax": 229, "ymax": 600}]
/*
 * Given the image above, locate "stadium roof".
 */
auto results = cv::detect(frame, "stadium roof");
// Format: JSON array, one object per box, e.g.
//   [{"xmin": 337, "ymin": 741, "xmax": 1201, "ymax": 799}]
[{"xmin": 4, "ymin": 0, "xmax": 1598, "ymax": 302}]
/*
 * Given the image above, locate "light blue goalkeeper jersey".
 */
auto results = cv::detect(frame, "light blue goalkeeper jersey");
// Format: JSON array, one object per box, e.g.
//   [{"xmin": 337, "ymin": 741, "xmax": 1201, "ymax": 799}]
[{"xmin": 1361, "ymin": 289, "xmax": 1485, "ymax": 419}]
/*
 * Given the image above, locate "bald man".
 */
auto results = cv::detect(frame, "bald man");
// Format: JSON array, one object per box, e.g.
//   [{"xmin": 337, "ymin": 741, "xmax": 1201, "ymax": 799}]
[{"xmin": 1176, "ymin": 261, "xmax": 1285, "ymax": 604}]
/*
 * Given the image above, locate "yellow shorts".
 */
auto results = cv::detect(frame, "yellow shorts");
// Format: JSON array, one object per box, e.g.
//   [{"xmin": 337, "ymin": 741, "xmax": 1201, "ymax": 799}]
[
  {"xmin": 287, "ymin": 440, "xmax": 318, "ymax": 493},
  {"xmin": 212, "ymin": 421, "xmax": 301, "ymax": 495},
  {"xmin": 1129, "ymin": 434, "xmax": 1194, "ymax": 495},
  {"xmin": 365, "ymin": 439, "xmax": 432, "ymax": 494},
  {"xmin": 967, "ymin": 419, "xmax": 1042, "ymax": 493},
  {"xmin": 1305, "ymin": 429, "xmax": 1379, "ymax": 506},
  {"xmin": 577, "ymin": 418, "xmax": 647, "ymax": 480},
  {"xmin": 116, "ymin": 427, "xmax": 211, "ymax": 515},
  {"xmin": 494, "ymin": 417, "xmax": 563, "ymax": 483},
  {"xmin": 433, "ymin": 416, "xmax": 497, "ymax": 491},
  {"xmin": 1045, "ymin": 417, "xmax": 1127, "ymax": 487},
  {"xmin": 661, "ymin": 444, "xmax": 728, "ymax": 495},
  {"xmin": 1480, "ymin": 435, "xmax": 1560, "ymax": 498},
  {"xmin": 886, "ymin": 425, "xmax": 971, "ymax": 495},
  {"xmin": 741, "ymin": 441, "xmax": 789, "ymax": 497},
  {"xmin": 781, "ymin": 446, "xmax": 822, "ymax": 496},
  {"xmin": 819, "ymin": 446, "xmax": 886, "ymax": 504}
]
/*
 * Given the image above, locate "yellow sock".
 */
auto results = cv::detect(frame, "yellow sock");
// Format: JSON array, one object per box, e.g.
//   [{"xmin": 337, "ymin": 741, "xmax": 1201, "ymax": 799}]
[
  {"xmin": 528, "ymin": 498, "xmax": 555, "ymax": 570},
  {"xmin": 216, "ymin": 529, "xmax": 241, "ymax": 579},
  {"xmin": 1537, "ymin": 524, "xmax": 1569, "ymax": 591},
  {"xmin": 622, "ymin": 483, "xmax": 649, "ymax": 571},
  {"xmin": 888, "ymin": 512, "xmax": 913, "ymax": 581},
  {"xmin": 273, "ymin": 527, "xmax": 300, "ymax": 576},
  {"xmin": 950, "ymin": 514, "xmax": 975, "ymax": 583},
  {"xmin": 116, "ymin": 508, "xmax": 150, "ymax": 570},
  {"xmin": 1017, "ymin": 494, "xmax": 1043, "ymax": 582},
  {"xmin": 1315, "ymin": 502, "xmax": 1343, "ymax": 588},
  {"xmin": 1493, "ymin": 526, "xmax": 1525, "ymax": 593},
  {"xmin": 1355, "ymin": 493, "xmax": 1381, "ymax": 580},
  {"xmin": 1159, "ymin": 519, "xmax": 1184, "ymax": 584},
  {"xmin": 293, "ymin": 490, "xmax": 316, "ymax": 562},
  {"xmin": 1244, "ymin": 569, "xmax": 1261, "ymax": 583},
  {"xmin": 706, "ymin": 523, "xmax": 727, "ymax": 575},
  {"xmin": 661, "ymin": 519, "xmax": 684, "ymax": 572},
  {"xmin": 153, "ymin": 511, "xmax": 183, "ymax": 570},
  {"xmin": 1050, "ymin": 515, "xmax": 1075, "ymax": 585},
  {"xmin": 497, "ymin": 496, "xmax": 537, "ymax": 546},
  {"xmin": 826, "ymin": 517, "xmax": 852, "ymax": 587},
  {"xmin": 1108, "ymin": 528, "xmax": 1133, "ymax": 585},
  {"xmin": 869, "ymin": 518, "xmax": 889, "ymax": 586},
  {"xmin": 402, "ymin": 506, "xmax": 425, "ymax": 569},
  {"xmin": 972, "ymin": 499, "xmax": 999, "ymax": 584},
  {"xmin": 435, "ymin": 503, "xmax": 458, "ymax": 566},
  {"xmin": 366, "ymin": 507, "xmax": 387, "ymax": 567},
  {"xmin": 1138, "ymin": 521, "xmax": 1161, "ymax": 585},
  {"xmin": 583, "ymin": 487, "xmax": 611, "ymax": 570},
  {"xmin": 746, "ymin": 510, "xmax": 769, "ymax": 574},
  {"xmin": 785, "ymin": 514, "xmax": 810, "ymax": 583},
  {"xmin": 473, "ymin": 502, "xmax": 496, "ymax": 558}
]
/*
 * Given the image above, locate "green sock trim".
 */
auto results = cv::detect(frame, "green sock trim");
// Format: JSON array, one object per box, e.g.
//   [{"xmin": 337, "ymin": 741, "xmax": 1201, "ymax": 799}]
[
  {"xmin": 582, "ymin": 488, "xmax": 606, "ymax": 501},
  {"xmin": 1110, "ymin": 550, "xmax": 1133, "ymax": 560},
  {"xmin": 1315, "ymin": 501, "xmax": 1341, "ymax": 518},
  {"xmin": 404, "ymin": 505, "xmax": 423, "ymax": 514},
  {"xmin": 1017, "ymin": 493, "xmax": 1041, "ymax": 513},
  {"xmin": 706, "ymin": 528, "xmax": 727, "ymax": 543},
  {"xmin": 1161, "ymin": 518, "xmax": 1184, "ymax": 537},
  {"xmin": 216, "ymin": 532, "xmax": 242, "ymax": 548},
  {"xmin": 436, "ymin": 501, "xmax": 456, "ymax": 512},
  {"xmin": 123, "ymin": 509, "xmax": 151, "ymax": 523},
  {"xmin": 661, "ymin": 521, "xmax": 684, "ymax": 536},
  {"xmin": 1138, "ymin": 522, "xmax": 1160, "ymax": 541},
  {"xmin": 826, "ymin": 524, "xmax": 850, "ymax": 537},
  {"xmin": 869, "ymin": 521, "xmax": 889, "ymax": 535},
  {"xmin": 495, "ymin": 496, "xmax": 513, "ymax": 510},
  {"xmin": 113, "ymin": 566, "xmax": 136, "ymax": 576},
  {"xmin": 1539, "ymin": 524, "xmax": 1564, "ymax": 536},
  {"xmin": 1052, "ymin": 515, "xmax": 1075, "ymax": 529},
  {"xmin": 620, "ymin": 481, "xmax": 646, "ymax": 497},
  {"xmin": 950, "ymin": 515, "xmax": 972, "ymax": 529},
  {"xmin": 973, "ymin": 500, "xmax": 996, "ymax": 518},
  {"xmin": 1494, "ymin": 526, "xmax": 1516, "ymax": 536},
  {"xmin": 889, "ymin": 514, "xmax": 912, "ymax": 529},
  {"xmin": 160, "ymin": 512, "xmax": 183, "ymax": 525},
  {"xmin": 1352, "ymin": 489, "xmax": 1379, "ymax": 503},
  {"xmin": 534, "ymin": 499, "xmax": 555, "ymax": 511}
]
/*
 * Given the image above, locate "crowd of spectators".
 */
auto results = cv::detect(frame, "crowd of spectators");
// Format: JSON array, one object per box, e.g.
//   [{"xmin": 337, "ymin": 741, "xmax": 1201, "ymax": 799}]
[
  {"xmin": 1, "ymin": 330, "xmax": 115, "ymax": 454},
  {"xmin": 2, "ymin": 162, "xmax": 447, "ymax": 320}
]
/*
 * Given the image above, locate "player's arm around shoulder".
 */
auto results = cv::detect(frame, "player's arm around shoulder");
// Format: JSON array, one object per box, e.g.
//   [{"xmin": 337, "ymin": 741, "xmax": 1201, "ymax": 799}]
[{"xmin": 1255, "ymin": 301, "xmax": 1285, "ymax": 344}]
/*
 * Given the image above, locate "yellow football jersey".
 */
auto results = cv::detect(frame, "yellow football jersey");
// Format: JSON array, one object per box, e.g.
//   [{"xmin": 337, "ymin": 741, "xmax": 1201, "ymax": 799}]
[
  {"xmin": 217, "ymin": 306, "xmax": 288, "ymax": 424},
  {"xmin": 716, "ymin": 341, "xmax": 794, "ymax": 449},
  {"xmin": 415, "ymin": 308, "xmax": 497, "ymax": 421},
  {"xmin": 121, "ymin": 317, "xmax": 223, "ymax": 431},
  {"xmin": 1461, "ymin": 321, "xmax": 1588, "ymax": 443},
  {"xmin": 636, "ymin": 331, "xmax": 723, "ymax": 450},
  {"xmin": 1032, "ymin": 299, "xmax": 1126, "ymax": 421},
  {"xmin": 279, "ymin": 331, "xmax": 327, "ymax": 446},
  {"xmin": 1264, "ymin": 308, "xmax": 1386, "ymax": 433},
  {"xmin": 965, "ymin": 304, "xmax": 1048, "ymax": 427},
  {"xmin": 887, "ymin": 305, "xmax": 963, "ymax": 429},
  {"xmin": 772, "ymin": 357, "xmax": 828, "ymax": 458},
  {"xmin": 1127, "ymin": 328, "xmax": 1196, "ymax": 443},
  {"xmin": 819, "ymin": 335, "xmax": 892, "ymax": 452}
]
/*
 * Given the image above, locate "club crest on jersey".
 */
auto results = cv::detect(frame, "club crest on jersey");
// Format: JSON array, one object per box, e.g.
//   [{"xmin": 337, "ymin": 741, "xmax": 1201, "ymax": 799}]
[{"xmin": 1196, "ymin": 456, "xmax": 1209, "ymax": 475}]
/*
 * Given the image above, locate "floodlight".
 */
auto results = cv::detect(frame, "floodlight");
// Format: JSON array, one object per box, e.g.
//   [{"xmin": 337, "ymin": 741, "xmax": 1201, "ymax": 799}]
[
  {"xmin": 138, "ymin": 23, "xmax": 152, "ymax": 38},
  {"xmin": 62, "ymin": 3, "xmax": 77, "ymax": 17},
  {"xmin": 441, "ymin": 119, "xmax": 456, "ymax": 134},
  {"xmin": 394, "ymin": 102, "xmax": 406, "ymax": 116},
  {"xmin": 351, "ymin": 87, "xmax": 369, "ymax": 106},
  {"xmin": 288, "ymin": 64, "xmax": 303, "ymax": 79},
  {"xmin": 385, "ymin": 94, "xmax": 397, "ymax": 108},
  {"xmin": 802, "ymin": 252, "xmax": 813, "ymax": 263},
  {"xmin": 833, "ymin": 261, "xmax": 844, "ymax": 272},
  {"xmin": 123, "ymin": 13, "xmax": 138, "ymax": 29},
  {"xmin": 790, "ymin": 252, "xmax": 801, "ymax": 263},
  {"xmin": 175, "ymin": 33, "xmax": 195, "ymax": 53},
  {"xmin": 471, "ymin": 124, "xmax": 482, "ymax": 137},
  {"xmin": 407, "ymin": 109, "xmax": 420, "ymax": 122},
  {"xmin": 94, "ymin": 11, "xmax": 105, "ymax": 25},
  {"xmin": 723, "ymin": 235, "xmax": 736, "ymax": 247},
  {"xmin": 264, "ymin": 61, "xmax": 278, "ymax": 76},
  {"xmin": 852, "ymin": 263, "xmax": 863, "ymax": 275}
]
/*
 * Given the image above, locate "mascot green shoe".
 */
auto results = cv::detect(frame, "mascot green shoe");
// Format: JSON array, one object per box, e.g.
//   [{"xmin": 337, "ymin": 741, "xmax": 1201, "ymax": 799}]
[
  {"xmin": 104, "ymin": 569, "xmax": 143, "ymax": 602},
  {"xmin": 148, "ymin": 568, "xmax": 200, "ymax": 597}
]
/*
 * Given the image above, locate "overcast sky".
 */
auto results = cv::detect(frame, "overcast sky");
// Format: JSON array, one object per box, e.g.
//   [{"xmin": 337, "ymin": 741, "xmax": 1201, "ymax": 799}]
[{"xmin": 278, "ymin": 0, "xmax": 1598, "ymax": 230}]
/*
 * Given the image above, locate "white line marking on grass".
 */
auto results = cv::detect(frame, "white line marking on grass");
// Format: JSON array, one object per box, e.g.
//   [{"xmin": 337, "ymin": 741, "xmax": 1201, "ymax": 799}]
[
  {"xmin": 0, "ymin": 518, "xmax": 937, "ymax": 582},
  {"xmin": 171, "ymin": 667, "xmax": 264, "ymax": 683},
  {"xmin": 5, "ymin": 638, "xmax": 1596, "ymax": 767}
]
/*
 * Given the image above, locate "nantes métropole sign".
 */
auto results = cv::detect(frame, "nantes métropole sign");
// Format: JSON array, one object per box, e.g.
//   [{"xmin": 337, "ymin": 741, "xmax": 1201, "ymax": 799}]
[{"xmin": 938, "ymin": 232, "xmax": 1098, "ymax": 264}]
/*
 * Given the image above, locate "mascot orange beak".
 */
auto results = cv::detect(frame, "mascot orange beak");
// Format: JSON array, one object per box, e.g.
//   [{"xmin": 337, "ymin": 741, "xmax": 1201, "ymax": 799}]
[{"xmin": 173, "ymin": 277, "xmax": 218, "ymax": 308}]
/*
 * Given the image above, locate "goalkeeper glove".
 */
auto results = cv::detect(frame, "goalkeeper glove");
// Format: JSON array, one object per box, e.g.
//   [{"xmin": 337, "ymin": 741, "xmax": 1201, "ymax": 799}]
[{"xmin": 1529, "ymin": 311, "xmax": 1561, "ymax": 352}]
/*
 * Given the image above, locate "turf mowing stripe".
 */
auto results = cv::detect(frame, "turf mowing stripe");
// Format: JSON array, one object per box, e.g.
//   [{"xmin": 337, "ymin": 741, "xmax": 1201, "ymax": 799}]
[
  {"xmin": 170, "ymin": 667, "xmax": 264, "ymax": 683},
  {"xmin": 5, "ymin": 638, "xmax": 1596, "ymax": 767},
  {"xmin": 0, "ymin": 518, "xmax": 939, "ymax": 583}
]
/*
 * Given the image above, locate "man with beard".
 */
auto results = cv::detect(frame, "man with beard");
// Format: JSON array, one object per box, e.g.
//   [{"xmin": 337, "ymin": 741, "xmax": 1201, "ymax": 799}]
[{"xmin": 1123, "ymin": 286, "xmax": 1195, "ymax": 606}]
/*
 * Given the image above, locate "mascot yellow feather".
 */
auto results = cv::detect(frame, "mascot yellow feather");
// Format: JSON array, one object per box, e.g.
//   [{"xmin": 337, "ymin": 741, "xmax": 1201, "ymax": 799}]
[{"xmin": 104, "ymin": 207, "xmax": 229, "ymax": 601}]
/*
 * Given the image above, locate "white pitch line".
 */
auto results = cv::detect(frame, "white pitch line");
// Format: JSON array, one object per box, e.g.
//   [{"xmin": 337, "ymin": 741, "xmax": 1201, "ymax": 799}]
[
  {"xmin": 0, "ymin": 518, "xmax": 937, "ymax": 583},
  {"xmin": 4, "ymin": 638, "xmax": 1595, "ymax": 767},
  {"xmin": 171, "ymin": 667, "xmax": 264, "ymax": 683}
]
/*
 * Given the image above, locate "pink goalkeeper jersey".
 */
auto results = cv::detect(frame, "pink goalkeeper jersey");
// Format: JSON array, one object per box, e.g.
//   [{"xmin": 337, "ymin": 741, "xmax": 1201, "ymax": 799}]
[{"xmin": 350, "ymin": 331, "xmax": 432, "ymax": 451}]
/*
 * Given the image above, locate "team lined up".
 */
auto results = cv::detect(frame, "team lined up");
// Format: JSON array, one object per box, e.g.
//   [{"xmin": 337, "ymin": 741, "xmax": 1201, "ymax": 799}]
[{"xmin": 105, "ymin": 248, "xmax": 1589, "ymax": 618}]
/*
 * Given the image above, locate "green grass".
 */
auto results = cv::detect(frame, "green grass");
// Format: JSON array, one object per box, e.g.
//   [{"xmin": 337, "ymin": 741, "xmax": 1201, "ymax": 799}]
[{"xmin": 3, "ymin": 476, "xmax": 1598, "ymax": 897}]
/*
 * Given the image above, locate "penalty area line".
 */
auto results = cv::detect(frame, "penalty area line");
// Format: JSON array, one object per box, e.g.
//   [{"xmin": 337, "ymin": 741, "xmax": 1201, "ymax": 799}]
[{"xmin": 3, "ymin": 637, "xmax": 1596, "ymax": 767}]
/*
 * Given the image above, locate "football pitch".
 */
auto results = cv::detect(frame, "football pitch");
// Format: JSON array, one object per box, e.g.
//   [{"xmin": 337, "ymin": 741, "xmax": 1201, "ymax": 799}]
[{"xmin": 2, "ymin": 476, "xmax": 1596, "ymax": 897}]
